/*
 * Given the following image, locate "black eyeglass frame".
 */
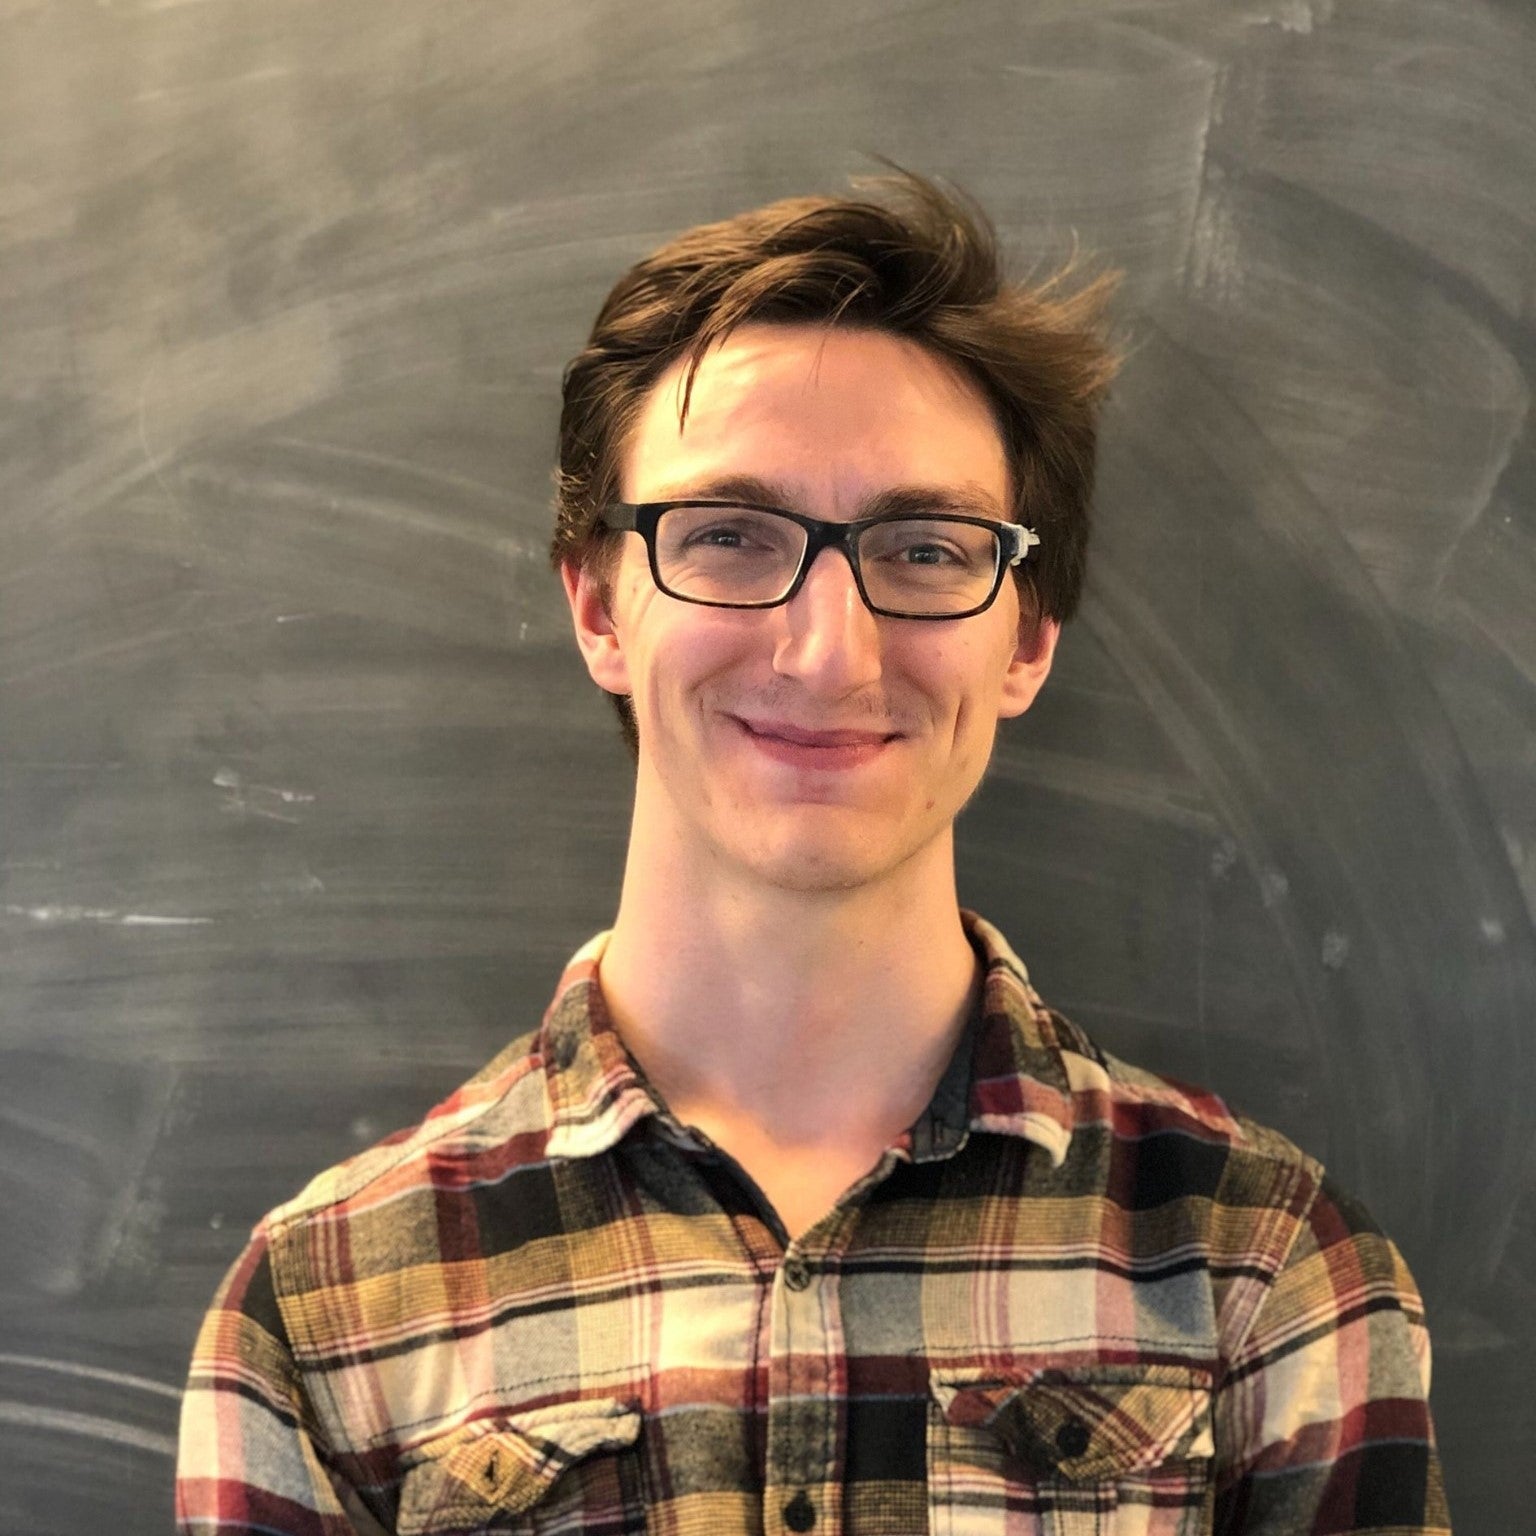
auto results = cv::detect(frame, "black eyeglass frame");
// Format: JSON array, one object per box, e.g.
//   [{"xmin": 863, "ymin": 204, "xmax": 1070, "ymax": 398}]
[{"xmin": 600, "ymin": 500, "xmax": 1041, "ymax": 621}]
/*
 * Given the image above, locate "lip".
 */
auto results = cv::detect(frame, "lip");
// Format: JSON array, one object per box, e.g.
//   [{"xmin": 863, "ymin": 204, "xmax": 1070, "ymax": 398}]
[{"xmin": 732, "ymin": 715, "xmax": 900, "ymax": 770}]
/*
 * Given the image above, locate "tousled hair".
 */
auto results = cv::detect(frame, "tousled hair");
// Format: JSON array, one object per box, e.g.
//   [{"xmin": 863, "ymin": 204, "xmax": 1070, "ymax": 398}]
[{"xmin": 552, "ymin": 172, "xmax": 1119, "ymax": 751}]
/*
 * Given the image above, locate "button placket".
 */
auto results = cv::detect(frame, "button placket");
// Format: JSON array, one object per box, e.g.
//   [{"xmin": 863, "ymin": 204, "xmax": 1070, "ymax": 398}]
[{"xmin": 764, "ymin": 1239, "xmax": 842, "ymax": 1536}]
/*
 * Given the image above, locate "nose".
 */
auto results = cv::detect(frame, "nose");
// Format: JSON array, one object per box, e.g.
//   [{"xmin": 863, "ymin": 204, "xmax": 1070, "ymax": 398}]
[{"xmin": 770, "ymin": 545, "xmax": 883, "ymax": 695}]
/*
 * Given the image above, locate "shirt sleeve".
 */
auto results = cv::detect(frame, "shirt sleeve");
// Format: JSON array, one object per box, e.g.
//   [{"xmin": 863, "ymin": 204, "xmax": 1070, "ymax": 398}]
[
  {"xmin": 176, "ymin": 1228, "xmax": 381, "ymax": 1536},
  {"xmin": 1212, "ymin": 1173, "xmax": 1451, "ymax": 1534}
]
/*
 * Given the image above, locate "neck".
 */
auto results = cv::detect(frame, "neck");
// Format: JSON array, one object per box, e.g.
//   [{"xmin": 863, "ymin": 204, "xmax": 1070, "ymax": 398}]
[{"xmin": 596, "ymin": 799, "xmax": 979, "ymax": 1152}]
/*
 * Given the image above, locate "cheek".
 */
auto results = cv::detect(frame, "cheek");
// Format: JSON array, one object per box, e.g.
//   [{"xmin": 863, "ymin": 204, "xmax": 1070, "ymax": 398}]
[
  {"xmin": 916, "ymin": 639, "xmax": 1013, "ymax": 727},
  {"xmin": 928, "ymin": 652, "xmax": 1013, "ymax": 778},
  {"xmin": 626, "ymin": 609, "xmax": 761, "ymax": 723}
]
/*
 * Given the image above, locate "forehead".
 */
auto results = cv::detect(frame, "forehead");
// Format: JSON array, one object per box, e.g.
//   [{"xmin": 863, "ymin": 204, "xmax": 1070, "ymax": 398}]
[{"xmin": 622, "ymin": 323, "xmax": 1009, "ymax": 512}]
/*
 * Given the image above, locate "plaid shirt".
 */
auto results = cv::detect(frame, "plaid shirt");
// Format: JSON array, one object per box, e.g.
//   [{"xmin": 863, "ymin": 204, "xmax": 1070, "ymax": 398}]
[{"xmin": 177, "ymin": 914, "xmax": 1448, "ymax": 1535}]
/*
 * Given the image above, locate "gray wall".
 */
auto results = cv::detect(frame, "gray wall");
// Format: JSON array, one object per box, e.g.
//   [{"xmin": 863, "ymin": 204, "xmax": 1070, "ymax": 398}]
[{"xmin": 2, "ymin": 1, "xmax": 1531, "ymax": 1530}]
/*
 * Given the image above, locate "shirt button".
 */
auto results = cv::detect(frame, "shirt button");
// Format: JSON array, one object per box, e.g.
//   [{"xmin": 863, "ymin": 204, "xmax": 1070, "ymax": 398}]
[
  {"xmin": 783, "ymin": 1490, "xmax": 817, "ymax": 1531},
  {"xmin": 1055, "ymin": 1417, "xmax": 1091, "ymax": 1459},
  {"xmin": 782, "ymin": 1256, "xmax": 812, "ymax": 1291}
]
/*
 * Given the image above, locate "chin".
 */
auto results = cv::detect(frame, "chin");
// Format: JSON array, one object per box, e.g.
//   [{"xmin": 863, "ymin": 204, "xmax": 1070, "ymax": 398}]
[
  {"xmin": 764, "ymin": 857, "xmax": 883, "ymax": 894},
  {"xmin": 727, "ymin": 819, "xmax": 934, "ymax": 895}
]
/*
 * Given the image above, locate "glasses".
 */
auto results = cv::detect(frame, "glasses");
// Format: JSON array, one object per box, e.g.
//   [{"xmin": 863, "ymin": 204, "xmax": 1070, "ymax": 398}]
[{"xmin": 599, "ymin": 501, "xmax": 1040, "ymax": 620}]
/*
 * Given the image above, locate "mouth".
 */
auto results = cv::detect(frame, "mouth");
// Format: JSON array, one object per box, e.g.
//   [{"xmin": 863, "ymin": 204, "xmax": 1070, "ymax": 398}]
[{"xmin": 731, "ymin": 716, "xmax": 901, "ymax": 769}]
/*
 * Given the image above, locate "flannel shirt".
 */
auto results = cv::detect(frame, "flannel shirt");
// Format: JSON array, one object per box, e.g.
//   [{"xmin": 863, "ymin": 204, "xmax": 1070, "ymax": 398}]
[{"xmin": 176, "ymin": 913, "xmax": 1448, "ymax": 1535}]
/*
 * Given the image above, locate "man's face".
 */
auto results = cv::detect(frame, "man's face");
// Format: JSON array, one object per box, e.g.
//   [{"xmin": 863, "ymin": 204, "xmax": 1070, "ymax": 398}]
[{"xmin": 564, "ymin": 322, "xmax": 1057, "ymax": 895}]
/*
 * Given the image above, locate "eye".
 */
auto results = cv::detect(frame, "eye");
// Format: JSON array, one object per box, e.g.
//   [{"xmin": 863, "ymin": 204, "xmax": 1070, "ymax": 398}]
[
  {"xmin": 666, "ymin": 506, "xmax": 800, "ymax": 559},
  {"xmin": 895, "ymin": 538, "xmax": 962, "ymax": 566},
  {"xmin": 866, "ymin": 521, "xmax": 974, "ymax": 567},
  {"xmin": 685, "ymin": 522, "xmax": 753, "ymax": 549}
]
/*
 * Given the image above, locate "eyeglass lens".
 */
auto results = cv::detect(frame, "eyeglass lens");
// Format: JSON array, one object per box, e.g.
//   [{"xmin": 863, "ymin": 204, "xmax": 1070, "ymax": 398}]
[{"xmin": 653, "ymin": 504, "xmax": 1001, "ymax": 616}]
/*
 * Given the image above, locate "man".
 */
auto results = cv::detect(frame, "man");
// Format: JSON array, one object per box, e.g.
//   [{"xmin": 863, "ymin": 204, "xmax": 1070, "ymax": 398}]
[{"xmin": 177, "ymin": 176, "xmax": 1448, "ymax": 1534}]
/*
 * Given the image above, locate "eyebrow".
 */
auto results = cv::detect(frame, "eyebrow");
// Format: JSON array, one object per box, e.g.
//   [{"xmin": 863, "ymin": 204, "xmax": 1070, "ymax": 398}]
[{"xmin": 639, "ymin": 473, "xmax": 1011, "ymax": 521}]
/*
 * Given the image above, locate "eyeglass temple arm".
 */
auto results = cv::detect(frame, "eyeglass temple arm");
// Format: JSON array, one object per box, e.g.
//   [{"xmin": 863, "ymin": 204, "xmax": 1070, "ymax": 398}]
[{"xmin": 1007, "ymin": 526, "xmax": 1042, "ymax": 566}]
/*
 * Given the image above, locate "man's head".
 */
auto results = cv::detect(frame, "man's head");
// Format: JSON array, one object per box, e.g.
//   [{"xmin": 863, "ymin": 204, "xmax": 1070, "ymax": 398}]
[{"xmin": 553, "ymin": 173, "xmax": 1118, "ymax": 754}]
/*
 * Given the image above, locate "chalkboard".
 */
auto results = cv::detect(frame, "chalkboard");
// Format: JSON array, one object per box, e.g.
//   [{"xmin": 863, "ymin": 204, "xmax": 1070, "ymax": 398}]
[{"xmin": 2, "ymin": 3, "xmax": 1531, "ymax": 1531}]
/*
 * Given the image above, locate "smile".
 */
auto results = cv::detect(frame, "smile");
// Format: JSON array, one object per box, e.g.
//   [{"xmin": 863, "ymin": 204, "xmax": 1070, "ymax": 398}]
[{"xmin": 732, "ymin": 716, "xmax": 901, "ymax": 770}]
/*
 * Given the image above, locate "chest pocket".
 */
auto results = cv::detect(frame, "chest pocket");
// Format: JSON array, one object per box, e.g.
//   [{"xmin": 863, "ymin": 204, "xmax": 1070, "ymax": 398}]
[
  {"xmin": 929, "ymin": 1366, "xmax": 1214, "ymax": 1536},
  {"xmin": 396, "ymin": 1397, "xmax": 644, "ymax": 1535}
]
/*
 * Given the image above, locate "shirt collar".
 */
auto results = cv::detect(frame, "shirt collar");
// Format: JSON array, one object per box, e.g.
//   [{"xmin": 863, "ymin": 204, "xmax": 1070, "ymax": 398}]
[
  {"xmin": 948, "ymin": 911, "xmax": 1075, "ymax": 1167},
  {"xmin": 541, "ymin": 933, "xmax": 663, "ymax": 1161},
  {"xmin": 541, "ymin": 912, "xmax": 1076, "ymax": 1168}
]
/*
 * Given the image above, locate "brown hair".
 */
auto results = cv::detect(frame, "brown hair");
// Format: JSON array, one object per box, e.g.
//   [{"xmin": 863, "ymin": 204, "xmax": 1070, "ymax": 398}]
[{"xmin": 552, "ymin": 172, "xmax": 1119, "ymax": 746}]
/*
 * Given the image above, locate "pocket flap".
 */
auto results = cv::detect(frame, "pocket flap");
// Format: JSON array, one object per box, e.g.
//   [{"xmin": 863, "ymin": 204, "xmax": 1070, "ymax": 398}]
[
  {"xmin": 398, "ymin": 1397, "xmax": 642, "ymax": 1533},
  {"xmin": 933, "ymin": 1365, "xmax": 1212, "ymax": 1482}
]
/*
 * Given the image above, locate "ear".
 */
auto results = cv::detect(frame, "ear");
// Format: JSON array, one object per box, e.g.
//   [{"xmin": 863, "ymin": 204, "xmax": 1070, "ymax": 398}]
[
  {"xmin": 561, "ymin": 559, "xmax": 632, "ymax": 697},
  {"xmin": 996, "ymin": 616, "xmax": 1059, "ymax": 720}
]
